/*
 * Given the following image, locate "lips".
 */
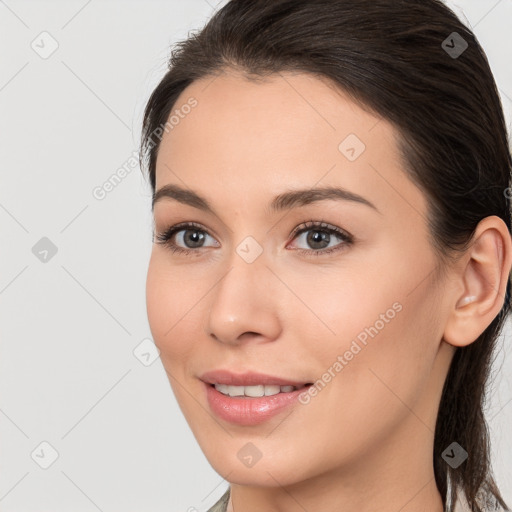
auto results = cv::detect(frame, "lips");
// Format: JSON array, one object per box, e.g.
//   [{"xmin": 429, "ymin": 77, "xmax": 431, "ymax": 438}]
[
  {"xmin": 199, "ymin": 369, "xmax": 312, "ymax": 387},
  {"xmin": 203, "ymin": 381, "xmax": 311, "ymax": 425}
]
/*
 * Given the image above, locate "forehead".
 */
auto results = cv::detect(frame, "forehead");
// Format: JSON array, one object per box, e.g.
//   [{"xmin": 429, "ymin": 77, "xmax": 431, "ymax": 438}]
[
  {"xmin": 154, "ymin": 70, "xmax": 426, "ymax": 223},
  {"xmin": 157, "ymin": 70, "xmax": 390, "ymax": 164}
]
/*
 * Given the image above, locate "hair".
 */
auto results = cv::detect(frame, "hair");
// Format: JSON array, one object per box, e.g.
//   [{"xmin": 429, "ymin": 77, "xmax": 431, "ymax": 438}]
[{"xmin": 139, "ymin": 1, "xmax": 512, "ymax": 510}]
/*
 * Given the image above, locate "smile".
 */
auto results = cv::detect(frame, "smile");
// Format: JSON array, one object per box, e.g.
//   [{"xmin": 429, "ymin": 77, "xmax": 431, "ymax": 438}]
[{"xmin": 212, "ymin": 383, "xmax": 310, "ymax": 397}]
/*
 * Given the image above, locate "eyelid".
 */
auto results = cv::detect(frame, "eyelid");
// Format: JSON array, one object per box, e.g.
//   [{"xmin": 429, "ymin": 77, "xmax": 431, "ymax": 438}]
[
  {"xmin": 154, "ymin": 219, "xmax": 220, "ymax": 240},
  {"xmin": 289, "ymin": 219, "xmax": 351, "ymax": 241}
]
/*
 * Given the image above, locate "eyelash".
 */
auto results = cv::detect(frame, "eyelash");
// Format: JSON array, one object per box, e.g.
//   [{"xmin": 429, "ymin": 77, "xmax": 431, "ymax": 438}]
[{"xmin": 154, "ymin": 220, "xmax": 353, "ymax": 257}]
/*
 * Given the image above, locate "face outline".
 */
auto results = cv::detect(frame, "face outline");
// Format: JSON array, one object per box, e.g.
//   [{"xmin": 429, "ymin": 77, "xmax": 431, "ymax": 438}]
[{"xmin": 145, "ymin": 70, "xmax": 457, "ymax": 502}]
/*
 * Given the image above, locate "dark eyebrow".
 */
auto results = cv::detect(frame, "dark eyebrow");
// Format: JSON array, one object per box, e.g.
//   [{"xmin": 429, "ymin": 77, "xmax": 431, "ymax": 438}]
[{"xmin": 152, "ymin": 184, "xmax": 380, "ymax": 214}]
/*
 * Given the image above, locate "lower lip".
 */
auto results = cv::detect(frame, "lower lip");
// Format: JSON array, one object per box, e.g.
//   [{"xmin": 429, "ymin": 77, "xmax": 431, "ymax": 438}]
[{"xmin": 203, "ymin": 382, "xmax": 309, "ymax": 426}]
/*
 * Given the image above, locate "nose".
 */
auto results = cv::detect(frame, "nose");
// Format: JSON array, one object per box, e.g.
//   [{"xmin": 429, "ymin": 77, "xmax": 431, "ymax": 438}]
[{"xmin": 206, "ymin": 251, "xmax": 282, "ymax": 346}]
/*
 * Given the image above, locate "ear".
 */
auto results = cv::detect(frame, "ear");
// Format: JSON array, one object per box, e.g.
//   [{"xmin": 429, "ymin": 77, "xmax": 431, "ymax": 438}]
[{"xmin": 443, "ymin": 216, "xmax": 512, "ymax": 347}]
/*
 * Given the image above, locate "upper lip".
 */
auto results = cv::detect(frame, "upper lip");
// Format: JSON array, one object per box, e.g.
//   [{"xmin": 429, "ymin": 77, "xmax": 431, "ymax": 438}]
[{"xmin": 200, "ymin": 369, "xmax": 311, "ymax": 387}]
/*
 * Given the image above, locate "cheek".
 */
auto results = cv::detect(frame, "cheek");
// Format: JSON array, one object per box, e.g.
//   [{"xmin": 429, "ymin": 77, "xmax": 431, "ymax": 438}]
[
  {"xmin": 146, "ymin": 252, "xmax": 218, "ymax": 390},
  {"xmin": 296, "ymin": 245, "xmax": 440, "ymax": 412},
  {"xmin": 146, "ymin": 253, "xmax": 194, "ymax": 360},
  {"xmin": 145, "ymin": 254, "xmax": 170, "ymax": 343}
]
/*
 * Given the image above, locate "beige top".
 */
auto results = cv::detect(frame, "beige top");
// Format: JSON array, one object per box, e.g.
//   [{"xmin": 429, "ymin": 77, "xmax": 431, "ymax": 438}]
[
  {"xmin": 206, "ymin": 487, "xmax": 478, "ymax": 512},
  {"xmin": 207, "ymin": 487, "xmax": 230, "ymax": 512}
]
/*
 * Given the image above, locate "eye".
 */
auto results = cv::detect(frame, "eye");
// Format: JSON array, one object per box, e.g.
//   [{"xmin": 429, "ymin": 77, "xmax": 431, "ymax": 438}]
[
  {"xmin": 287, "ymin": 220, "xmax": 353, "ymax": 257},
  {"xmin": 154, "ymin": 222, "xmax": 219, "ymax": 256}
]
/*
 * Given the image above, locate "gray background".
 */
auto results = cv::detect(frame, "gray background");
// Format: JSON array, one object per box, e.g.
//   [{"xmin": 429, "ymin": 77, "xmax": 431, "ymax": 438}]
[{"xmin": 0, "ymin": 1, "xmax": 511, "ymax": 511}]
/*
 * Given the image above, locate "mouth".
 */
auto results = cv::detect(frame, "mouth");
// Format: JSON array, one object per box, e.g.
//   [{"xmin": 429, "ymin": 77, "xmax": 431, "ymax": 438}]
[
  {"xmin": 199, "ymin": 370, "xmax": 314, "ymax": 424},
  {"xmin": 208, "ymin": 382, "xmax": 313, "ymax": 398},
  {"xmin": 203, "ymin": 380, "xmax": 314, "ymax": 426}
]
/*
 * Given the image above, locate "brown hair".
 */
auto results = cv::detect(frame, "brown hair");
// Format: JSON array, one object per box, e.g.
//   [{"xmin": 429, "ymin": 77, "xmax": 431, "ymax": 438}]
[{"xmin": 139, "ymin": 1, "xmax": 512, "ymax": 510}]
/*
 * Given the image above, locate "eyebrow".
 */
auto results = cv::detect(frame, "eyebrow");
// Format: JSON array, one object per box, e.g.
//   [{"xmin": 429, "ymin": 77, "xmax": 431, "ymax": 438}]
[{"xmin": 152, "ymin": 184, "xmax": 380, "ymax": 214}]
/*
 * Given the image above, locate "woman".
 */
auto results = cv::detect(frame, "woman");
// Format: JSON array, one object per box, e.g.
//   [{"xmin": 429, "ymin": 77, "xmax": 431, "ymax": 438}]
[{"xmin": 139, "ymin": 1, "xmax": 512, "ymax": 511}]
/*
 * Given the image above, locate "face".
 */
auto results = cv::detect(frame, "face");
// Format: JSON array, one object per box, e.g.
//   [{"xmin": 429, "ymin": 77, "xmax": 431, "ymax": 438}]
[{"xmin": 146, "ymin": 71, "xmax": 455, "ymax": 488}]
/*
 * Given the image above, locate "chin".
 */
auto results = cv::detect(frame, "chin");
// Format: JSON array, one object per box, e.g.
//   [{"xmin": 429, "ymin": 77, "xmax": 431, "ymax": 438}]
[{"xmin": 204, "ymin": 448, "xmax": 306, "ymax": 487}]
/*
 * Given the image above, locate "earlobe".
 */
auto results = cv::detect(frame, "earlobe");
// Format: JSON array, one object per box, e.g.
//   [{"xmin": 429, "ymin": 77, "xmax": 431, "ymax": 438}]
[{"xmin": 442, "ymin": 216, "xmax": 512, "ymax": 348}]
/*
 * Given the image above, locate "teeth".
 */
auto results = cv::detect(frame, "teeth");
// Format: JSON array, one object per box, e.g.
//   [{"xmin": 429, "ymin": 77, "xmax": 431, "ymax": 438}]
[{"xmin": 213, "ymin": 383, "xmax": 300, "ymax": 397}]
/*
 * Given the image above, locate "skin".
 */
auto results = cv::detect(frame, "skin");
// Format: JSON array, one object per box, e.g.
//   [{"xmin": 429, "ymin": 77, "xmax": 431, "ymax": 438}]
[{"xmin": 146, "ymin": 70, "xmax": 512, "ymax": 512}]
